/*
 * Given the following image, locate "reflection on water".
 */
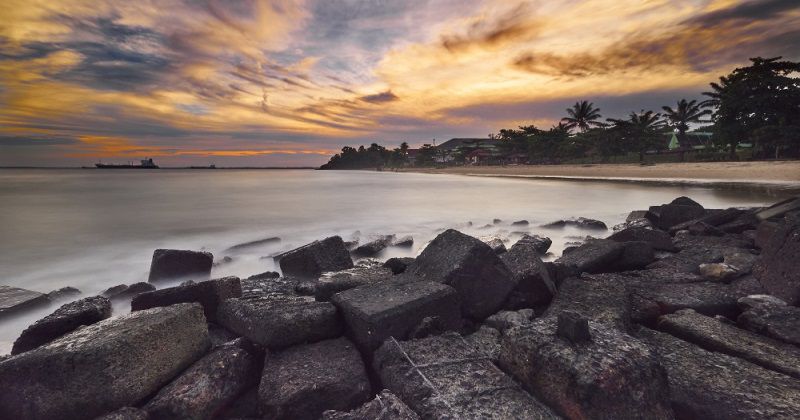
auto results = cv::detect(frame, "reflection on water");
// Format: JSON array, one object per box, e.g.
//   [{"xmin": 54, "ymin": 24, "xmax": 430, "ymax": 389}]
[{"xmin": 0, "ymin": 168, "xmax": 797, "ymax": 353}]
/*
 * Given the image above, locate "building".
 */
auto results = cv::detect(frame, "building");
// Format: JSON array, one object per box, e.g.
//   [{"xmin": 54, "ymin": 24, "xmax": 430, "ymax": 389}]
[
  {"xmin": 666, "ymin": 132, "xmax": 713, "ymax": 150},
  {"xmin": 435, "ymin": 138, "xmax": 502, "ymax": 163}
]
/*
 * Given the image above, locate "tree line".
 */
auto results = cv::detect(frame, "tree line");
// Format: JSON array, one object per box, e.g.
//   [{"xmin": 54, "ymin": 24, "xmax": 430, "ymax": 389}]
[{"xmin": 320, "ymin": 57, "xmax": 800, "ymax": 169}]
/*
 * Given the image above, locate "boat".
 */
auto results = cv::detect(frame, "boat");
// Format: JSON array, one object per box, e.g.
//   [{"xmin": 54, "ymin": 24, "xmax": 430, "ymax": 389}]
[{"xmin": 94, "ymin": 158, "xmax": 159, "ymax": 169}]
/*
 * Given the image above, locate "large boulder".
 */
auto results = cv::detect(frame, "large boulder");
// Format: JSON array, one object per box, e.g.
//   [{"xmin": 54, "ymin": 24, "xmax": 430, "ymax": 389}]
[
  {"xmin": 0, "ymin": 285, "xmax": 49, "ymax": 319},
  {"xmin": 630, "ymin": 281, "xmax": 741, "ymax": 325},
  {"xmin": 542, "ymin": 217, "xmax": 607, "ymax": 230},
  {"xmin": 131, "ymin": 276, "xmax": 241, "ymax": 322},
  {"xmin": 498, "ymin": 317, "xmax": 673, "ymax": 420},
  {"xmin": 668, "ymin": 207, "xmax": 745, "ymax": 233},
  {"xmin": 638, "ymin": 327, "xmax": 800, "ymax": 419},
  {"xmin": 102, "ymin": 282, "xmax": 155, "ymax": 300},
  {"xmin": 217, "ymin": 296, "xmax": 342, "ymax": 349},
  {"xmin": 544, "ymin": 276, "xmax": 631, "ymax": 331},
  {"xmin": 647, "ymin": 198, "xmax": 706, "ymax": 230},
  {"xmin": 95, "ymin": 407, "xmax": 149, "ymax": 420},
  {"xmin": 144, "ymin": 338, "xmax": 260, "ymax": 419},
  {"xmin": 279, "ymin": 236, "xmax": 354, "ymax": 279},
  {"xmin": 500, "ymin": 241, "xmax": 556, "ymax": 309},
  {"xmin": 402, "ymin": 229, "xmax": 515, "ymax": 319},
  {"xmin": 753, "ymin": 215, "xmax": 800, "ymax": 304},
  {"xmin": 0, "ymin": 303, "xmax": 210, "ymax": 420},
  {"xmin": 12, "ymin": 295, "xmax": 111, "ymax": 354},
  {"xmin": 322, "ymin": 389, "xmax": 419, "ymax": 420},
  {"xmin": 374, "ymin": 332, "xmax": 559, "ymax": 419},
  {"xmin": 297, "ymin": 265, "xmax": 393, "ymax": 301},
  {"xmin": 148, "ymin": 249, "xmax": 213, "ymax": 283},
  {"xmin": 737, "ymin": 299, "xmax": 800, "ymax": 346},
  {"xmin": 515, "ymin": 234, "xmax": 552, "ymax": 254},
  {"xmin": 553, "ymin": 238, "xmax": 655, "ymax": 281},
  {"xmin": 259, "ymin": 337, "xmax": 371, "ymax": 420},
  {"xmin": 383, "ymin": 257, "xmax": 415, "ymax": 274},
  {"xmin": 607, "ymin": 226, "xmax": 676, "ymax": 251},
  {"xmin": 331, "ymin": 280, "xmax": 460, "ymax": 352},
  {"xmin": 352, "ymin": 235, "xmax": 394, "ymax": 257}
]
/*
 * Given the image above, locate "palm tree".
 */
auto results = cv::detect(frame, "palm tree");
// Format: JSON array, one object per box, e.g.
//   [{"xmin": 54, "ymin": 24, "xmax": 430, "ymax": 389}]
[
  {"xmin": 561, "ymin": 101, "xmax": 604, "ymax": 132},
  {"xmin": 608, "ymin": 110, "xmax": 666, "ymax": 161},
  {"xmin": 661, "ymin": 99, "xmax": 711, "ymax": 147}
]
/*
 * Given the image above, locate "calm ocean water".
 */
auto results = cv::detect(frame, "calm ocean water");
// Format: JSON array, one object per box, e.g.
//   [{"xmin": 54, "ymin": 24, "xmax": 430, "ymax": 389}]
[{"xmin": 0, "ymin": 168, "xmax": 798, "ymax": 353}]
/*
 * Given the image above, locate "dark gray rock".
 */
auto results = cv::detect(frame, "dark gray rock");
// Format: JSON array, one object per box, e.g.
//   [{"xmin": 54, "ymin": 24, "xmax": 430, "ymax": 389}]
[
  {"xmin": 543, "ymin": 217, "xmax": 607, "ymax": 230},
  {"xmin": 408, "ymin": 315, "xmax": 449, "ymax": 339},
  {"xmin": 544, "ymin": 276, "xmax": 631, "ymax": 331},
  {"xmin": 670, "ymin": 196, "xmax": 704, "ymax": 208},
  {"xmin": 0, "ymin": 285, "xmax": 49, "ymax": 319},
  {"xmin": 484, "ymin": 237, "xmax": 507, "ymax": 254},
  {"xmin": 224, "ymin": 236, "xmax": 281, "ymax": 253},
  {"xmin": 648, "ymin": 233, "xmax": 752, "ymax": 273},
  {"xmin": 208, "ymin": 322, "xmax": 240, "ymax": 348},
  {"xmin": 484, "ymin": 309, "xmax": 534, "ymax": 333},
  {"xmin": 12, "ymin": 295, "xmax": 111, "ymax": 354},
  {"xmin": 638, "ymin": 327, "xmax": 800, "ymax": 420},
  {"xmin": 497, "ymin": 318, "xmax": 673, "ymax": 420},
  {"xmin": 298, "ymin": 265, "xmax": 393, "ymax": 301},
  {"xmin": 738, "ymin": 301, "xmax": 800, "ymax": 347},
  {"xmin": 755, "ymin": 220, "xmax": 780, "ymax": 249},
  {"xmin": 148, "ymin": 249, "xmax": 213, "ymax": 283},
  {"xmin": 0, "ymin": 303, "xmax": 210, "ymax": 420},
  {"xmin": 102, "ymin": 282, "xmax": 156, "ymax": 300},
  {"xmin": 383, "ymin": 257, "xmax": 414, "ymax": 274},
  {"xmin": 322, "ymin": 390, "xmax": 420, "ymax": 420},
  {"xmin": 94, "ymin": 407, "xmax": 149, "ymax": 420},
  {"xmin": 500, "ymin": 241, "xmax": 556, "ymax": 309},
  {"xmin": 240, "ymin": 275, "xmax": 300, "ymax": 299},
  {"xmin": 555, "ymin": 311, "xmax": 591, "ymax": 344},
  {"xmin": 217, "ymin": 296, "xmax": 342, "ymax": 349},
  {"xmin": 630, "ymin": 281, "xmax": 741, "ymax": 325},
  {"xmin": 554, "ymin": 238, "xmax": 626, "ymax": 277},
  {"xmin": 612, "ymin": 241, "xmax": 656, "ymax": 271},
  {"xmin": 246, "ymin": 271, "xmax": 280, "ymax": 280},
  {"xmin": 132, "ymin": 276, "xmax": 241, "ymax": 322},
  {"xmin": 279, "ymin": 236, "xmax": 354, "ymax": 279},
  {"xmin": 331, "ymin": 280, "xmax": 460, "ymax": 351},
  {"xmin": 687, "ymin": 221, "xmax": 725, "ymax": 236},
  {"xmin": 753, "ymin": 215, "xmax": 800, "ymax": 304},
  {"xmin": 374, "ymin": 332, "xmax": 558, "ymax": 419},
  {"xmin": 463, "ymin": 325, "xmax": 502, "ymax": 360},
  {"xmin": 391, "ymin": 236, "xmax": 414, "ymax": 248},
  {"xmin": 718, "ymin": 212, "xmax": 760, "ymax": 234},
  {"xmin": 515, "ymin": 234, "xmax": 552, "ymax": 254},
  {"xmin": 259, "ymin": 337, "xmax": 371, "ymax": 420},
  {"xmin": 353, "ymin": 235, "xmax": 395, "ymax": 257},
  {"xmin": 216, "ymin": 387, "xmax": 259, "ymax": 419},
  {"xmin": 511, "ymin": 220, "xmax": 529, "ymax": 226},
  {"xmin": 46, "ymin": 286, "xmax": 82, "ymax": 302},
  {"xmin": 144, "ymin": 338, "xmax": 260, "ymax": 420},
  {"xmin": 402, "ymin": 229, "xmax": 514, "ymax": 319},
  {"xmin": 737, "ymin": 294, "xmax": 788, "ymax": 310},
  {"xmin": 648, "ymin": 202, "xmax": 706, "ymax": 230},
  {"xmin": 667, "ymin": 207, "xmax": 745, "ymax": 233},
  {"xmin": 658, "ymin": 309, "xmax": 800, "ymax": 378},
  {"xmin": 608, "ymin": 226, "xmax": 676, "ymax": 251}
]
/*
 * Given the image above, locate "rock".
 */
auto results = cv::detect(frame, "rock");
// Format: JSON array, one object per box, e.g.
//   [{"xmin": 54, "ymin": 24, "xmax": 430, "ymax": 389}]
[
  {"xmin": 638, "ymin": 327, "xmax": 800, "ymax": 419},
  {"xmin": 484, "ymin": 237, "xmax": 507, "ymax": 254},
  {"xmin": 95, "ymin": 407, "xmax": 149, "ymax": 420},
  {"xmin": 144, "ymin": 338, "xmax": 260, "ymax": 420},
  {"xmin": 753, "ymin": 215, "xmax": 800, "ymax": 304},
  {"xmin": 670, "ymin": 196, "xmax": 704, "ymax": 208},
  {"xmin": 298, "ymin": 265, "xmax": 393, "ymax": 301},
  {"xmin": 543, "ymin": 217, "xmax": 608, "ymax": 230},
  {"xmin": 259, "ymin": 337, "xmax": 371, "ymax": 420},
  {"xmin": 132, "ymin": 276, "xmax": 241, "ymax": 322},
  {"xmin": 737, "ymin": 294, "xmax": 788, "ymax": 310},
  {"xmin": 216, "ymin": 387, "xmax": 259, "ymax": 419},
  {"xmin": 217, "ymin": 296, "xmax": 342, "ymax": 349},
  {"xmin": 738, "ymin": 301, "xmax": 800, "ymax": 347},
  {"xmin": 331, "ymin": 280, "xmax": 460, "ymax": 351},
  {"xmin": 240, "ymin": 275, "xmax": 301, "ymax": 299},
  {"xmin": 667, "ymin": 207, "xmax": 745, "ymax": 233},
  {"xmin": 497, "ymin": 318, "xmax": 672, "ymax": 420},
  {"xmin": 648, "ymin": 233, "xmax": 751, "ymax": 273},
  {"xmin": 500, "ymin": 241, "xmax": 556, "ymax": 309},
  {"xmin": 213, "ymin": 256, "xmax": 234, "ymax": 267},
  {"xmin": 755, "ymin": 220, "xmax": 780, "ymax": 249},
  {"xmin": 554, "ymin": 238, "xmax": 625, "ymax": 277},
  {"xmin": 698, "ymin": 263, "xmax": 738, "ymax": 281},
  {"xmin": 687, "ymin": 221, "xmax": 724, "ymax": 236},
  {"xmin": 47, "ymin": 286, "xmax": 82, "ymax": 301},
  {"xmin": 322, "ymin": 390, "xmax": 420, "ymax": 420},
  {"xmin": 658, "ymin": 309, "xmax": 800, "ymax": 379},
  {"xmin": 247, "ymin": 271, "xmax": 280, "ymax": 281},
  {"xmin": 544, "ymin": 276, "xmax": 631, "ymax": 330},
  {"xmin": 463, "ymin": 325, "xmax": 502, "ymax": 360},
  {"xmin": 224, "ymin": 236, "xmax": 281, "ymax": 253},
  {"xmin": 515, "ymin": 233, "xmax": 552, "ymax": 254},
  {"xmin": 493, "ymin": 218, "xmax": 502, "ymax": 224},
  {"xmin": 511, "ymin": 220, "xmax": 529, "ymax": 226},
  {"xmin": 12, "ymin": 295, "xmax": 112, "ymax": 355},
  {"xmin": 279, "ymin": 236, "xmax": 354, "ymax": 279},
  {"xmin": 630, "ymin": 281, "xmax": 741, "ymax": 325},
  {"xmin": 353, "ymin": 235, "xmax": 395, "ymax": 257},
  {"xmin": 102, "ymin": 282, "xmax": 155, "ymax": 299},
  {"xmin": 208, "ymin": 322, "xmax": 240, "ymax": 348},
  {"xmin": 608, "ymin": 226, "xmax": 677, "ymax": 251},
  {"xmin": 648, "ymin": 202, "xmax": 706, "ymax": 230},
  {"xmin": 148, "ymin": 249, "xmax": 213, "ymax": 283},
  {"xmin": 391, "ymin": 236, "xmax": 414, "ymax": 248},
  {"xmin": 718, "ymin": 212, "xmax": 760, "ymax": 233},
  {"xmin": 613, "ymin": 241, "xmax": 656, "ymax": 271},
  {"xmin": 0, "ymin": 285, "xmax": 49, "ymax": 319},
  {"xmin": 375, "ymin": 332, "xmax": 558, "ymax": 419},
  {"xmin": 0, "ymin": 303, "xmax": 210, "ymax": 420},
  {"xmin": 555, "ymin": 311, "xmax": 591, "ymax": 344},
  {"xmin": 382, "ymin": 257, "xmax": 414, "ymax": 274},
  {"xmin": 402, "ymin": 229, "xmax": 514, "ymax": 319},
  {"xmin": 484, "ymin": 309, "xmax": 535, "ymax": 333}
]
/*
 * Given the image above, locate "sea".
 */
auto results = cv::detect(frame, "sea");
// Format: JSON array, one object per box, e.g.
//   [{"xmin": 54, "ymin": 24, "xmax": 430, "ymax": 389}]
[{"xmin": 1, "ymin": 168, "xmax": 798, "ymax": 354}]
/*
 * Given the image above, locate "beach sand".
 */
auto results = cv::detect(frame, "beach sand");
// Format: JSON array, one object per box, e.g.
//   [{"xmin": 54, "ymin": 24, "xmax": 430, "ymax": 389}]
[{"xmin": 402, "ymin": 161, "xmax": 800, "ymax": 184}]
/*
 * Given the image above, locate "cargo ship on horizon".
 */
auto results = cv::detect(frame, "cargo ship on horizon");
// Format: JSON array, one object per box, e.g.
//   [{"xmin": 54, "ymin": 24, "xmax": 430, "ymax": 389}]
[{"xmin": 92, "ymin": 158, "xmax": 159, "ymax": 169}]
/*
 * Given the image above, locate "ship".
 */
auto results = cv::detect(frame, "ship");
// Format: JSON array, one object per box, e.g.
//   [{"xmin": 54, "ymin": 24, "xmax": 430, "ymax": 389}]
[
  {"xmin": 188, "ymin": 164, "xmax": 217, "ymax": 169},
  {"xmin": 94, "ymin": 158, "xmax": 159, "ymax": 169}
]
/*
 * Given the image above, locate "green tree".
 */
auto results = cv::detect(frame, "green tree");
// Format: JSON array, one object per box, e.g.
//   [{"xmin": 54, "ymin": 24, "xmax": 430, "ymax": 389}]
[
  {"xmin": 661, "ymin": 99, "xmax": 711, "ymax": 149},
  {"xmin": 608, "ymin": 110, "xmax": 666, "ymax": 162},
  {"xmin": 561, "ymin": 101, "xmax": 604, "ymax": 133}
]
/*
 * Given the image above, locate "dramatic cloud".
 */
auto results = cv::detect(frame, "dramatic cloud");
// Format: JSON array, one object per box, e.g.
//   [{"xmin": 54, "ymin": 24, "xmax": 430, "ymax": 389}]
[{"xmin": 0, "ymin": 0, "xmax": 797, "ymax": 166}]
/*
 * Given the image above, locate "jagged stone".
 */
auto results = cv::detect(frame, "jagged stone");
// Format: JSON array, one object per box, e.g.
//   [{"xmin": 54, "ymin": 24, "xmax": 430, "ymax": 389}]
[
  {"xmin": 755, "ymin": 220, "xmax": 780, "ymax": 249},
  {"xmin": 383, "ymin": 257, "xmax": 415, "ymax": 274},
  {"xmin": 484, "ymin": 237, "xmax": 507, "ymax": 254},
  {"xmin": 224, "ymin": 236, "xmax": 281, "ymax": 253},
  {"xmin": 391, "ymin": 236, "xmax": 414, "ymax": 248},
  {"xmin": 297, "ymin": 265, "xmax": 393, "ymax": 301},
  {"xmin": 322, "ymin": 390, "xmax": 420, "ymax": 420},
  {"xmin": 688, "ymin": 221, "xmax": 725, "ymax": 236},
  {"xmin": 738, "ymin": 301, "xmax": 800, "ymax": 347},
  {"xmin": 132, "ymin": 276, "xmax": 241, "ymax": 322},
  {"xmin": 95, "ymin": 407, "xmax": 149, "ymax": 420},
  {"xmin": 544, "ymin": 275, "xmax": 631, "ymax": 331},
  {"xmin": 0, "ymin": 285, "xmax": 49, "ymax": 319},
  {"xmin": 463, "ymin": 325, "xmax": 502, "ymax": 361},
  {"xmin": 12, "ymin": 295, "xmax": 111, "ymax": 354},
  {"xmin": 515, "ymin": 234, "xmax": 552, "ymax": 254},
  {"xmin": 630, "ymin": 281, "xmax": 741, "ymax": 325},
  {"xmin": 148, "ymin": 249, "xmax": 213, "ymax": 283},
  {"xmin": 500, "ymin": 241, "xmax": 556, "ymax": 309},
  {"xmin": 554, "ymin": 239, "xmax": 626, "ymax": 277},
  {"xmin": 753, "ymin": 215, "xmax": 800, "ymax": 304},
  {"xmin": 247, "ymin": 271, "xmax": 280, "ymax": 280},
  {"xmin": 543, "ymin": 217, "xmax": 607, "ymax": 230},
  {"xmin": 353, "ymin": 235, "xmax": 395, "ymax": 257},
  {"xmin": 608, "ymin": 226, "xmax": 677, "ymax": 251},
  {"xmin": 555, "ymin": 311, "xmax": 591, "ymax": 344},
  {"xmin": 511, "ymin": 220, "xmax": 529, "ymax": 226},
  {"xmin": 279, "ymin": 236, "xmax": 353, "ymax": 279},
  {"xmin": 484, "ymin": 309, "xmax": 535, "ymax": 333},
  {"xmin": 668, "ymin": 207, "xmax": 745, "ymax": 233},
  {"xmin": 47, "ymin": 286, "xmax": 82, "ymax": 301},
  {"xmin": 738, "ymin": 294, "xmax": 788, "ymax": 310}
]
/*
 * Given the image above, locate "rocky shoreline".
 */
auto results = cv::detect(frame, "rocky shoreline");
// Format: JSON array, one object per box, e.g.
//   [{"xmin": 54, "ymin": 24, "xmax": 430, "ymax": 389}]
[{"xmin": 1, "ymin": 195, "xmax": 799, "ymax": 419}]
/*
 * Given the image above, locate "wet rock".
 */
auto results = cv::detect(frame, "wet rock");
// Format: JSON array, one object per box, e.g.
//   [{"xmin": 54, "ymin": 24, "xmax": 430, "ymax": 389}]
[
  {"xmin": 0, "ymin": 303, "xmax": 210, "ymax": 420},
  {"xmin": 648, "ymin": 233, "xmax": 751, "ymax": 273},
  {"xmin": 47, "ymin": 286, "xmax": 82, "ymax": 302},
  {"xmin": 279, "ymin": 236, "xmax": 354, "ymax": 279},
  {"xmin": 402, "ymin": 229, "xmax": 514, "ymax": 319},
  {"xmin": 555, "ymin": 311, "xmax": 591, "ymax": 344},
  {"xmin": 647, "ymin": 201, "xmax": 706, "ymax": 230},
  {"xmin": 493, "ymin": 218, "xmax": 502, "ymax": 224},
  {"xmin": 332, "ymin": 280, "xmax": 460, "ymax": 351},
  {"xmin": 515, "ymin": 233, "xmax": 552, "ymax": 254},
  {"xmin": 216, "ymin": 387, "xmax": 259, "ymax": 419},
  {"xmin": 737, "ymin": 294, "xmax": 788, "ymax": 310},
  {"xmin": 500, "ymin": 241, "xmax": 556, "ymax": 309},
  {"xmin": 102, "ymin": 282, "xmax": 155, "ymax": 299},
  {"xmin": 208, "ymin": 322, "xmax": 240, "ymax": 348},
  {"xmin": 224, "ymin": 236, "xmax": 281, "ymax": 253},
  {"xmin": 687, "ymin": 221, "xmax": 724, "ymax": 236},
  {"xmin": 95, "ymin": 407, "xmax": 149, "ymax": 420},
  {"xmin": 608, "ymin": 226, "xmax": 676, "ymax": 251},
  {"xmin": 12, "ymin": 295, "xmax": 112, "ymax": 355},
  {"xmin": 753, "ymin": 215, "xmax": 800, "ymax": 304},
  {"xmin": 375, "ymin": 332, "xmax": 558, "ymax": 419},
  {"xmin": 408, "ymin": 315, "xmax": 449, "ymax": 339},
  {"xmin": 497, "ymin": 318, "xmax": 673, "ymax": 420},
  {"xmin": 544, "ymin": 276, "xmax": 631, "ymax": 330},
  {"xmin": 658, "ymin": 309, "xmax": 800, "ymax": 378},
  {"xmin": 132, "ymin": 276, "xmax": 241, "ymax": 322},
  {"xmin": 463, "ymin": 325, "xmax": 502, "ymax": 360},
  {"xmin": 0, "ymin": 285, "xmax": 49, "ymax": 319},
  {"xmin": 718, "ymin": 212, "xmax": 760, "ymax": 234},
  {"xmin": 613, "ymin": 241, "xmax": 656, "ymax": 271},
  {"xmin": 554, "ymin": 238, "xmax": 626, "ymax": 277},
  {"xmin": 353, "ymin": 235, "xmax": 395, "ymax": 257},
  {"xmin": 543, "ymin": 217, "xmax": 608, "ymax": 230},
  {"xmin": 755, "ymin": 220, "xmax": 780, "ymax": 249},
  {"xmin": 148, "ymin": 249, "xmax": 213, "ymax": 283},
  {"xmin": 698, "ymin": 263, "xmax": 738, "ymax": 281},
  {"xmin": 630, "ymin": 281, "xmax": 741, "ymax": 325},
  {"xmin": 667, "ymin": 207, "xmax": 745, "ymax": 233},
  {"xmin": 259, "ymin": 337, "xmax": 371, "ymax": 420},
  {"xmin": 213, "ymin": 256, "xmax": 234, "ymax": 267},
  {"xmin": 240, "ymin": 275, "xmax": 301, "ymax": 299},
  {"xmin": 638, "ymin": 327, "xmax": 800, "ymax": 419},
  {"xmin": 144, "ymin": 338, "xmax": 260, "ymax": 420},
  {"xmin": 247, "ymin": 270, "xmax": 280, "ymax": 280},
  {"xmin": 217, "ymin": 296, "xmax": 342, "ymax": 349},
  {"xmin": 738, "ymin": 301, "xmax": 800, "ymax": 347},
  {"xmin": 484, "ymin": 309, "xmax": 535, "ymax": 333},
  {"xmin": 298, "ymin": 265, "xmax": 393, "ymax": 301},
  {"xmin": 670, "ymin": 196, "xmax": 704, "ymax": 208},
  {"xmin": 484, "ymin": 237, "xmax": 507, "ymax": 254},
  {"xmin": 391, "ymin": 236, "xmax": 414, "ymax": 248},
  {"xmin": 511, "ymin": 220, "xmax": 529, "ymax": 226},
  {"xmin": 383, "ymin": 257, "xmax": 414, "ymax": 274},
  {"xmin": 322, "ymin": 390, "xmax": 420, "ymax": 420}
]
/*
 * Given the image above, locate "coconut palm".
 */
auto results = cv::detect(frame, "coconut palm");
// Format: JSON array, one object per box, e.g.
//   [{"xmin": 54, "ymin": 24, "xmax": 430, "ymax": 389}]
[
  {"xmin": 661, "ymin": 99, "xmax": 711, "ymax": 145},
  {"xmin": 608, "ymin": 110, "xmax": 666, "ymax": 161},
  {"xmin": 561, "ymin": 101, "xmax": 604, "ymax": 132}
]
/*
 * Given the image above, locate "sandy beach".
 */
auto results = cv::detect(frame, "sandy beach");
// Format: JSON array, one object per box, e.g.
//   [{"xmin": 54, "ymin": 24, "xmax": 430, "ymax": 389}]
[{"xmin": 402, "ymin": 161, "xmax": 800, "ymax": 184}]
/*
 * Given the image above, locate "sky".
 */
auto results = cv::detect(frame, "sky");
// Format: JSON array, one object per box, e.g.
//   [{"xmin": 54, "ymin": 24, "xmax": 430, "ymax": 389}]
[{"xmin": 0, "ymin": 0, "xmax": 798, "ymax": 167}]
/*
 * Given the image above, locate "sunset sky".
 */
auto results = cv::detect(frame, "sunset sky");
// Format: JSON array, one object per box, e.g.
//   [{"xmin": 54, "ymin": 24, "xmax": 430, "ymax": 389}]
[{"xmin": 1, "ymin": 0, "xmax": 798, "ymax": 166}]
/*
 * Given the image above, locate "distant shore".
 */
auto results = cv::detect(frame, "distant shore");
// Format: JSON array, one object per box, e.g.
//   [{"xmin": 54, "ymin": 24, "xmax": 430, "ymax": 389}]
[{"xmin": 401, "ymin": 161, "xmax": 800, "ymax": 185}]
